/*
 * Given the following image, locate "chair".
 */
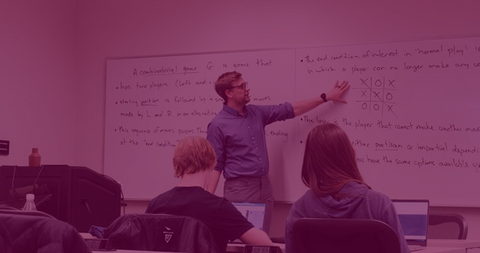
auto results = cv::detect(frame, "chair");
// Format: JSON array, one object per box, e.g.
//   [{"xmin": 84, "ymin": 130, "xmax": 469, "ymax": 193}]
[
  {"xmin": 103, "ymin": 213, "xmax": 220, "ymax": 253},
  {"xmin": 0, "ymin": 208, "xmax": 91, "ymax": 253},
  {"xmin": 0, "ymin": 206, "xmax": 55, "ymax": 218},
  {"xmin": 292, "ymin": 218, "xmax": 401, "ymax": 253},
  {"xmin": 428, "ymin": 213, "xmax": 468, "ymax": 239},
  {"xmin": 0, "ymin": 222, "xmax": 13, "ymax": 253}
]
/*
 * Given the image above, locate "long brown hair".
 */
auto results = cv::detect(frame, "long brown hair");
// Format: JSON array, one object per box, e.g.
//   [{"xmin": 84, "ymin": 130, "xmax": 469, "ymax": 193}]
[{"xmin": 301, "ymin": 123, "xmax": 369, "ymax": 197}]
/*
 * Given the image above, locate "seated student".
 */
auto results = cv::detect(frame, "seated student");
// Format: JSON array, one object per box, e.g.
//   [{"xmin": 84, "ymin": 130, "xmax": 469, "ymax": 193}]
[
  {"xmin": 146, "ymin": 136, "xmax": 273, "ymax": 253},
  {"xmin": 285, "ymin": 123, "xmax": 409, "ymax": 253}
]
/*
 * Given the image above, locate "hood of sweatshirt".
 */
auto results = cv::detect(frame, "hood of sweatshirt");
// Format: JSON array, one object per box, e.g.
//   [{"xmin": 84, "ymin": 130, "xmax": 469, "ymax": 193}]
[{"xmin": 296, "ymin": 182, "xmax": 370, "ymax": 219}]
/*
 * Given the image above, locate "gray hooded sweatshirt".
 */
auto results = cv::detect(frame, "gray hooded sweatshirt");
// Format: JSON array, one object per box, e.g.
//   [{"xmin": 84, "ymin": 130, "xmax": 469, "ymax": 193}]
[{"xmin": 285, "ymin": 182, "xmax": 410, "ymax": 253}]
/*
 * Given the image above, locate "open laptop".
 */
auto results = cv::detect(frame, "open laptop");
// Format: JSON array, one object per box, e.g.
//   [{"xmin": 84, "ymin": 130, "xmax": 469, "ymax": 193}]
[
  {"xmin": 392, "ymin": 199, "xmax": 430, "ymax": 252},
  {"xmin": 231, "ymin": 201, "xmax": 268, "ymax": 243}
]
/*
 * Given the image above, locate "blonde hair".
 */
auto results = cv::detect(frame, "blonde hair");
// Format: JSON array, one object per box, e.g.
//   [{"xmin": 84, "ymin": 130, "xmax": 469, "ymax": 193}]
[
  {"xmin": 172, "ymin": 136, "xmax": 217, "ymax": 178},
  {"xmin": 214, "ymin": 71, "xmax": 242, "ymax": 102}
]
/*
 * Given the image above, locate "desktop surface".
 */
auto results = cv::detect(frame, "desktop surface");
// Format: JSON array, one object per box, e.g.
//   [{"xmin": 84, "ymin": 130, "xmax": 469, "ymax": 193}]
[
  {"xmin": 226, "ymin": 243, "xmax": 467, "ymax": 253},
  {"xmin": 428, "ymin": 239, "xmax": 480, "ymax": 248},
  {"xmin": 83, "ymin": 232, "xmax": 473, "ymax": 253}
]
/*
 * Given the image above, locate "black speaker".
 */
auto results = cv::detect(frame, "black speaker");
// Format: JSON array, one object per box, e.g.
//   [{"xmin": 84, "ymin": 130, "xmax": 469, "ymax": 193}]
[{"xmin": 0, "ymin": 165, "xmax": 122, "ymax": 232}]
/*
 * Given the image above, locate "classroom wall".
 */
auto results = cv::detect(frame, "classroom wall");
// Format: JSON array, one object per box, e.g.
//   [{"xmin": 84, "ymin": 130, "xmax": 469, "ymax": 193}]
[
  {"xmin": 1, "ymin": 0, "xmax": 480, "ymax": 239},
  {"xmin": 0, "ymin": 1, "xmax": 78, "ymax": 166}
]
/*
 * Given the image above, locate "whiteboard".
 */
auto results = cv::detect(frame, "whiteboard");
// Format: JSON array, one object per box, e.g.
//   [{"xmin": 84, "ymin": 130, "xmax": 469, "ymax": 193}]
[
  {"xmin": 105, "ymin": 49, "xmax": 296, "ymax": 200},
  {"xmin": 105, "ymin": 37, "xmax": 480, "ymax": 206}
]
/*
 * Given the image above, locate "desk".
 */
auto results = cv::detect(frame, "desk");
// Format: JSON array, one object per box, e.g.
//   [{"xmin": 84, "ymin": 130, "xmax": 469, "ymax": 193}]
[
  {"xmin": 429, "ymin": 239, "xmax": 480, "ymax": 249},
  {"xmin": 421, "ymin": 247, "xmax": 469, "ymax": 253},
  {"xmin": 227, "ymin": 243, "xmax": 284, "ymax": 253},
  {"xmin": 84, "ymin": 234, "xmax": 471, "ymax": 253},
  {"xmin": 94, "ymin": 250, "xmax": 186, "ymax": 253},
  {"xmin": 96, "ymin": 247, "xmax": 467, "ymax": 253},
  {"xmin": 112, "ymin": 251, "xmax": 168, "ymax": 253},
  {"xmin": 429, "ymin": 239, "xmax": 480, "ymax": 253},
  {"xmin": 226, "ymin": 243, "xmax": 466, "ymax": 253}
]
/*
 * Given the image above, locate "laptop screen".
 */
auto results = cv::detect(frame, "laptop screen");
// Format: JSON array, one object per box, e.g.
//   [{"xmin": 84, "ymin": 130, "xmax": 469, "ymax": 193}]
[
  {"xmin": 231, "ymin": 202, "xmax": 266, "ymax": 232},
  {"xmin": 392, "ymin": 199, "xmax": 430, "ymax": 246}
]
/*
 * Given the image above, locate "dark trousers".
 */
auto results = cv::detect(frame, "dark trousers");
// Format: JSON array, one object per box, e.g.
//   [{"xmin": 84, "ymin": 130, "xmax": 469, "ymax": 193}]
[{"xmin": 224, "ymin": 175, "xmax": 273, "ymax": 235}]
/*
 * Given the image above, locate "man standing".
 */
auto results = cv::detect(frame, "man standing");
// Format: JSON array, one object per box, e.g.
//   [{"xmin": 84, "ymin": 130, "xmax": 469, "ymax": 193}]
[{"xmin": 206, "ymin": 71, "xmax": 349, "ymax": 233}]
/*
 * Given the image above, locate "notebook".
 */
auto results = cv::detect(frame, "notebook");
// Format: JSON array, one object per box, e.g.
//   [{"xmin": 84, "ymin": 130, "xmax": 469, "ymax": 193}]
[{"xmin": 392, "ymin": 199, "xmax": 430, "ymax": 252}]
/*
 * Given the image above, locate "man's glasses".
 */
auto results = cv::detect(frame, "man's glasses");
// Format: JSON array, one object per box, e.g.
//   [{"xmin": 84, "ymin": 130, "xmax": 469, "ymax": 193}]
[{"xmin": 230, "ymin": 82, "xmax": 248, "ymax": 90}]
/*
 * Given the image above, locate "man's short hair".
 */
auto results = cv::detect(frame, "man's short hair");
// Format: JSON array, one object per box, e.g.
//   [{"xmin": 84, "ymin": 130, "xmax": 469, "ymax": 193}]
[
  {"xmin": 214, "ymin": 71, "xmax": 242, "ymax": 102},
  {"xmin": 173, "ymin": 136, "xmax": 217, "ymax": 177}
]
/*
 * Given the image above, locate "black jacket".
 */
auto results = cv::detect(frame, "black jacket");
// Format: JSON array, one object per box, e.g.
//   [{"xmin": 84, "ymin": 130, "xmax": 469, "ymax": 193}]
[
  {"xmin": 0, "ymin": 208, "xmax": 91, "ymax": 253},
  {"xmin": 104, "ymin": 213, "xmax": 221, "ymax": 253}
]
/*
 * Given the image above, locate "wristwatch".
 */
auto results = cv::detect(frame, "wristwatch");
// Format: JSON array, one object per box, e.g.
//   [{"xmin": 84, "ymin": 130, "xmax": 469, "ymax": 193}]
[{"xmin": 321, "ymin": 93, "xmax": 327, "ymax": 102}]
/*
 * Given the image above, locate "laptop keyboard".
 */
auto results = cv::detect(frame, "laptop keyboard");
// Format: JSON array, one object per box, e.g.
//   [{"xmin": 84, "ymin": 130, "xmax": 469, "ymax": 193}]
[{"xmin": 270, "ymin": 237, "xmax": 285, "ymax": 244}]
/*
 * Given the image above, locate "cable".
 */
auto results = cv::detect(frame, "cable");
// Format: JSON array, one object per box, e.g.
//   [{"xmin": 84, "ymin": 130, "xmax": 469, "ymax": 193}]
[
  {"xmin": 32, "ymin": 165, "xmax": 45, "ymax": 195},
  {"xmin": 102, "ymin": 173, "xmax": 126, "ymax": 215},
  {"xmin": 10, "ymin": 165, "xmax": 45, "ymax": 199},
  {"xmin": 11, "ymin": 166, "xmax": 17, "ymax": 199}
]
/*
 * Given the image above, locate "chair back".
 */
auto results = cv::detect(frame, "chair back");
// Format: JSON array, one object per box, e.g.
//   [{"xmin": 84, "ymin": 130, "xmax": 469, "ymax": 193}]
[
  {"xmin": 0, "ymin": 222, "xmax": 13, "ymax": 253},
  {"xmin": 0, "ymin": 207, "xmax": 55, "ymax": 218},
  {"xmin": 104, "ymin": 213, "xmax": 220, "ymax": 253},
  {"xmin": 0, "ymin": 208, "xmax": 91, "ymax": 253},
  {"xmin": 292, "ymin": 218, "xmax": 400, "ymax": 253},
  {"xmin": 428, "ymin": 213, "xmax": 468, "ymax": 239}
]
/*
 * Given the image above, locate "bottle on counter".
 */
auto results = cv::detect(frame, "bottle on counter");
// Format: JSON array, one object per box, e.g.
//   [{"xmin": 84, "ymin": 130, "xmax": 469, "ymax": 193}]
[{"xmin": 29, "ymin": 148, "xmax": 41, "ymax": 167}]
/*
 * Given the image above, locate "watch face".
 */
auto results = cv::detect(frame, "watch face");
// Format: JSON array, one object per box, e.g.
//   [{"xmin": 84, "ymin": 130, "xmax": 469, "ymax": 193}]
[{"xmin": 321, "ymin": 93, "xmax": 327, "ymax": 102}]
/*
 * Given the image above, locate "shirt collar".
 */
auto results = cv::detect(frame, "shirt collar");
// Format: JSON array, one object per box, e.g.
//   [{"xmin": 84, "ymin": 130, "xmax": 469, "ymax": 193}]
[{"xmin": 222, "ymin": 103, "xmax": 245, "ymax": 117}]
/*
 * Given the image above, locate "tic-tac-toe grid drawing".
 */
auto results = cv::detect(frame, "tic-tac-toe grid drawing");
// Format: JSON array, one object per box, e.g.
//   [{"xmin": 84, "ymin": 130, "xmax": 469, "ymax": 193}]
[{"xmin": 355, "ymin": 77, "xmax": 398, "ymax": 117}]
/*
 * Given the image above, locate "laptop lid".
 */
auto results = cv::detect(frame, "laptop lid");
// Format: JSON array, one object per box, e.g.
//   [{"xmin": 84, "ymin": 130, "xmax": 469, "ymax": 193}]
[
  {"xmin": 231, "ymin": 201, "xmax": 267, "ymax": 233},
  {"xmin": 392, "ymin": 199, "xmax": 430, "ymax": 247}
]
